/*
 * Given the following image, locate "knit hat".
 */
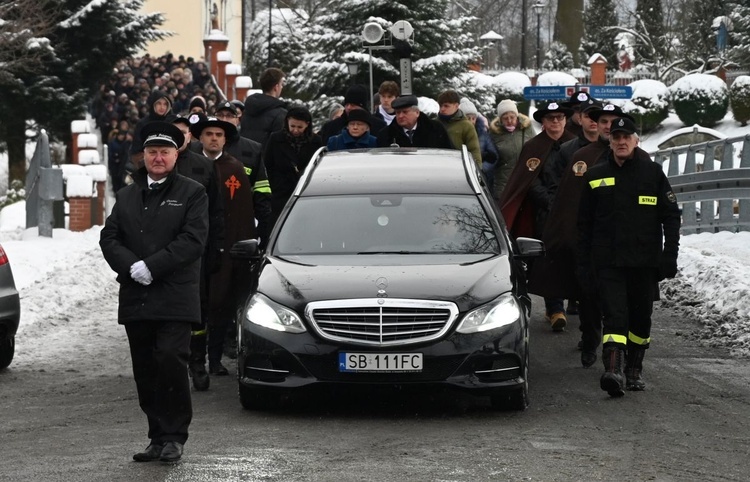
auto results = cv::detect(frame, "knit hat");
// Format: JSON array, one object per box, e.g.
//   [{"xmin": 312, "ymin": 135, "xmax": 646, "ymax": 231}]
[
  {"xmin": 459, "ymin": 98, "xmax": 478, "ymax": 116},
  {"xmin": 496, "ymin": 99, "xmax": 519, "ymax": 118},
  {"xmin": 188, "ymin": 95, "xmax": 207, "ymax": 112},
  {"xmin": 343, "ymin": 84, "xmax": 369, "ymax": 109},
  {"xmin": 346, "ymin": 108, "xmax": 372, "ymax": 127}
]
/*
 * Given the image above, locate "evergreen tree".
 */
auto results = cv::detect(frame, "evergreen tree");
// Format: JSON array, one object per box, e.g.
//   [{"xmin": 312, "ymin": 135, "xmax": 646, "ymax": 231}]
[
  {"xmin": 634, "ymin": 0, "xmax": 667, "ymax": 65},
  {"xmin": 728, "ymin": 1, "xmax": 750, "ymax": 68},
  {"xmin": 675, "ymin": 0, "xmax": 727, "ymax": 71},
  {"xmin": 580, "ymin": 0, "xmax": 619, "ymax": 66},
  {"xmin": 287, "ymin": 0, "xmax": 480, "ymax": 106},
  {"xmin": 541, "ymin": 41, "xmax": 575, "ymax": 71},
  {"xmin": 0, "ymin": 0, "xmax": 167, "ymax": 183}
]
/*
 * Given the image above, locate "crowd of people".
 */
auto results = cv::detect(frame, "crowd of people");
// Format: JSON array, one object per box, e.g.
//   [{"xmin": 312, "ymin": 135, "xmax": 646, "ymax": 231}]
[{"xmin": 97, "ymin": 59, "xmax": 680, "ymax": 463}]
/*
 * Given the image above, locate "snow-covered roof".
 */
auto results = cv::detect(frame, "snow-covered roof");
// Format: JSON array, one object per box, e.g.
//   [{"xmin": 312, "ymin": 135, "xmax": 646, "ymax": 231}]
[{"xmin": 480, "ymin": 30, "xmax": 504, "ymax": 41}]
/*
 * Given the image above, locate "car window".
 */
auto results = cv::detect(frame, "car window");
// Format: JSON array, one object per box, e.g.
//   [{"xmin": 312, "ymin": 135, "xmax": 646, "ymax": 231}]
[{"xmin": 275, "ymin": 195, "xmax": 501, "ymax": 255}]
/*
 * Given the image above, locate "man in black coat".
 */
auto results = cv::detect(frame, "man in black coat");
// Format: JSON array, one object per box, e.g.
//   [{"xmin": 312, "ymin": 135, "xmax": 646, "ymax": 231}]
[
  {"xmin": 100, "ymin": 122, "xmax": 209, "ymax": 463},
  {"xmin": 376, "ymin": 95, "xmax": 454, "ymax": 149},
  {"xmin": 240, "ymin": 67, "xmax": 287, "ymax": 147}
]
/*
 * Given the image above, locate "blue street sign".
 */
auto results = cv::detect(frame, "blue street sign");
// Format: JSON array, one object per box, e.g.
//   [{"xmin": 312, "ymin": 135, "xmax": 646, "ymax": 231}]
[
  {"xmin": 588, "ymin": 85, "xmax": 632, "ymax": 99},
  {"xmin": 523, "ymin": 84, "xmax": 633, "ymax": 100},
  {"xmin": 523, "ymin": 86, "xmax": 568, "ymax": 100}
]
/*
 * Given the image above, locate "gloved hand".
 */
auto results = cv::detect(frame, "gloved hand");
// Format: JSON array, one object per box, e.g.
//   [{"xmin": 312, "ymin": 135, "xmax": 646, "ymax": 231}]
[
  {"xmin": 659, "ymin": 253, "xmax": 678, "ymax": 281},
  {"xmin": 130, "ymin": 260, "xmax": 153, "ymax": 286}
]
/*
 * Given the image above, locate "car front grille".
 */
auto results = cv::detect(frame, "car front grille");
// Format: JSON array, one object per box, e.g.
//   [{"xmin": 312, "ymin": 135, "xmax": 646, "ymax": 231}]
[{"xmin": 305, "ymin": 299, "xmax": 459, "ymax": 347}]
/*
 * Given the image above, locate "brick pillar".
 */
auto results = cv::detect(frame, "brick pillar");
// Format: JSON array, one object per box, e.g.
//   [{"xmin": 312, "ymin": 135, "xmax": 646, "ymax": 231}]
[
  {"xmin": 69, "ymin": 197, "xmax": 92, "ymax": 232},
  {"xmin": 70, "ymin": 120, "xmax": 90, "ymax": 165},
  {"xmin": 590, "ymin": 58, "xmax": 607, "ymax": 85},
  {"xmin": 94, "ymin": 181, "xmax": 105, "ymax": 225},
  {"xmin": 75, "ymin": 134, "xmax": 98, "ymax": 165},
  {"xmin": 235, "ymin": 76, "xmax": 252, "ymax": 101},
  {"xmin": 225, "ymin": 64, "xmax": 242, "ymax": 99},
  {"xmin": 217, "ymin": 51, "xmax": 232, "ymax": 98},
  {"xmin": 203, "ymin": 31, "xmax": 229, "ymax": 80}
]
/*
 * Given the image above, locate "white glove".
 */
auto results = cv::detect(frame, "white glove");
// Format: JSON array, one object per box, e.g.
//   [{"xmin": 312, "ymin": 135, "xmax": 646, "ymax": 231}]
[{"xmin": 130, "ymin": 260, "xmax": 153, "ymax": 286}]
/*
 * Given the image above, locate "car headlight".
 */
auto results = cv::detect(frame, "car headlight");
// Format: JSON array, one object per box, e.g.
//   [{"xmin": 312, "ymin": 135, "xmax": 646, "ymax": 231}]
[
  {"xmin": 456, "ymin": 293, "xmax": 522, "ymax": 334},
  {"xmin": 244, "ymin": 293, "xmax": 306, "ymax": 333}
]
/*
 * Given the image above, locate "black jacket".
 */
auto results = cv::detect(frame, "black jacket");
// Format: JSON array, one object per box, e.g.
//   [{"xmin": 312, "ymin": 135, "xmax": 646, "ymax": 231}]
[
  {"xmin": 375, "ymin": 112, "xmax": 454, "ymax": 149},
  {"xmin": 239, "ymin": 93, "xmax": 287, "ymax": 146},
  {"xmin": 130, "ymin": 91, "xmax": 177, "ymax": 154},
  {"xmin": 100, "ymin": 168, "xmax": 209, "ymax": 324},
  {"xmin": 577, "ymin": 147, "xmax": 681, "ymax": 270},
  {"xmin": 264, "ymin": 129, "xmax": 323, "ymax": 217},
  {"xmin": 176, "ymin": 148, "xmax": 224, "ymax": 262}
]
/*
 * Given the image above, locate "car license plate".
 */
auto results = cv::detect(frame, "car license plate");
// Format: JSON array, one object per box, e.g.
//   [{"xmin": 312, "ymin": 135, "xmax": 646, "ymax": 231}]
[{"xmin": 338, "ymin": 353, "xmax": 423, "ymax": 373}]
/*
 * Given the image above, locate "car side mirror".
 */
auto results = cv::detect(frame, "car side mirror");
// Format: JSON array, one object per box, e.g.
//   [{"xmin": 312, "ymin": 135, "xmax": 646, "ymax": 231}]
[
  {"xmin": 514, "ymin": 237, "xmax": 545, "ymax": 259},
  {"xmin": 230, "ymin": 239, "xmax": 262, "ymax": 260}
]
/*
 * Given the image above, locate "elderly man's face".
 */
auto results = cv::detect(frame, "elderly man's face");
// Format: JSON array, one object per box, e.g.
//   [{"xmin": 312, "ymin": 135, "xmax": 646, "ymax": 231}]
[
  {"xmin": 541, "ymin": 113, "xmax": 566, "ymax": 140},
  {"xmin": 200, "ymin": 126, "xmax": 226, "ymax": 156},
  {"xmin": 395, "ymin": 107, "xmax": 419, "ymax": 130},
  {"xmin": 144, "ymin": 146, "xmax": 178, "ymax": 180},
  {"xmin": 610, "ymin": 131, "xmax": 639, "ymax": 161}
]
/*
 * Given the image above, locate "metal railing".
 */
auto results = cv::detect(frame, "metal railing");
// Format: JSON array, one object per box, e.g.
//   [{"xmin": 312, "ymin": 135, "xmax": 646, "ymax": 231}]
[{"xmin": 650, "ymin": 134, "xmax": 750, "ymax": 234}]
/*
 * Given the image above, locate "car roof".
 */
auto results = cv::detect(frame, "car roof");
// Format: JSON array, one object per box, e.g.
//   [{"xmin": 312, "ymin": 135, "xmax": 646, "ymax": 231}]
[{"xmin": 298, "ymin": 148, "xmax": 478, "ymax": 196}]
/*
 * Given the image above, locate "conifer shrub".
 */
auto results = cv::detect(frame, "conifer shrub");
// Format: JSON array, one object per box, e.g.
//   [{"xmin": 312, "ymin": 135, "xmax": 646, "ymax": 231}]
[
  {"xmin": 669, "ymin": 74, "xmax": 729, "ymax": 127},
  {"xmin": 729, "ymin": 75, "xmax": 750, "ymax": 126},
  {"xmin": 620, "ymin": 79, "xmax": 670, "ymax": 133}
]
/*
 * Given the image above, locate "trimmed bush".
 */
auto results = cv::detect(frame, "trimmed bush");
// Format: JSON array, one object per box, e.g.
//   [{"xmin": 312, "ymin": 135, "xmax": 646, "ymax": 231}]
[
  {"xmin": 494, "ymin": 71, "xmax": 531, "ymax": 115},
  {"xmin": 729, "ymin": 75, "xmax": 750, "ymax": 126},
  {"xmin": 619, "ymin": 79, "xmax": 670, "ymax": 133},
  {"xmin": 669, "ymin": 74, "xmax": 729, "ymax": 128}
]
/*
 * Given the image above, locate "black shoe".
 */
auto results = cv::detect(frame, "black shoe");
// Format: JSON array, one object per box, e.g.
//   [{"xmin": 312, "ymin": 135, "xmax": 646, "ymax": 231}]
[
  {"xmin": 581, "ymin": 350, "xmax": 597, "ymax": 368},
  {"xmin": 189, "ymin": 361, "xmax": 210, "ymax": 391},
  {"xmin": 159, "ymin": 441, "xmax": 183, "ymax": 463},
  {"xmin": 600, "ymin": 346, "xmax": 625, "ymax": 397},
  {"xmin": 566, "ymin": 300, "xmax": 579, "ymax": 315},
  {"xmin": 133, "ymin": 443, "xmax": 163, "ymax": 462},
  {"xmin": 209, "ymin": 360, "xmax": 229, "ymax": 376}
]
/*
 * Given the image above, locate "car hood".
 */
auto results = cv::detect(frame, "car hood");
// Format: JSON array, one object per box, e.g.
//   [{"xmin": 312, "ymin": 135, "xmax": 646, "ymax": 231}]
[{"xmin": 256, "ymin": 254, "xmax": 515, "ymax": 312}]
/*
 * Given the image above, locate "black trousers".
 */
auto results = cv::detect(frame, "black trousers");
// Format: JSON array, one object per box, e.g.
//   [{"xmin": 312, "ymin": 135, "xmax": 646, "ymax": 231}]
[
  {"xmin": 578, "ymin": 292, "xmax": 602, "ymax": 352},
  {"xmin": 125, "ymin": 320, "xmax": 192, "ymax": 445},
  {"xmin": 596, "ymin": 267, "xmax": 657, "ymax": 349}
]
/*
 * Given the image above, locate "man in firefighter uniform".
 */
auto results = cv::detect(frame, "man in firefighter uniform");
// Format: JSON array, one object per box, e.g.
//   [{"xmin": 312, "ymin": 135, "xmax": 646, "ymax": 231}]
[
  {"xmin": 190, "ymin": 117, "xmax": 259, "ymax": 376},
  {"xmin": 577, "ymin": 116, "xmax": 680, "ymax": 397}
]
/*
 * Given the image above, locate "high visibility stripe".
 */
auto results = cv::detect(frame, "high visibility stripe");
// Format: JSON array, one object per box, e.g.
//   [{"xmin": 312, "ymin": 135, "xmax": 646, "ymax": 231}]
[
  {"xmin": 191, "ymin": 329, "xmax": 207, "ymax": 336},
  {"xmin": 254, "ymin": 179, "xmax": 272, "ymax": 194},
  {"xmin": 628, "ymin": 332, "xmax": 651, "ymax": 345},
  {"xmin": 589, "ymin": 177, "xmax": 616, "ymax": 189},
  {"xmin": 638, "ymin": 196, "xmax": 657, "ymax": 205},
  {"xmin": 602, "ymin": 333, "xmax": 627, "ymax": 345},
  {"xmin": 244, "ymin": 166, "xmax": 253, "ymax": 176}
]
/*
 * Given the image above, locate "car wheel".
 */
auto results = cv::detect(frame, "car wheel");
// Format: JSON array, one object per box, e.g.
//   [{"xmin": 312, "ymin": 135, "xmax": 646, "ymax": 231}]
[
  {"xmin": 0, "ymin": 337, "xmax": 15, "ymax": 370},
  {"xmin": 238, "ymin": 382, "xmax": 278, "ymax": 411}
]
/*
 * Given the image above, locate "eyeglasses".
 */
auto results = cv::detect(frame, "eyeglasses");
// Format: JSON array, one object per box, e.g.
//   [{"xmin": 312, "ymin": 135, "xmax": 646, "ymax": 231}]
[
  {"xmin": 215, "ymin": 112, "xmax": 236, "ymax": 120},
  {"xmin": 544, "ymin": 115, "xmax": 566, "ymax": 122}
]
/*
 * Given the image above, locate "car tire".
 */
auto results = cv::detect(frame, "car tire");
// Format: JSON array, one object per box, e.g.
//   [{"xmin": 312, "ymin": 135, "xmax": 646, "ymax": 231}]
[
  {"xmin": 0, "ymin": 337, "xmax": 15, "ymax": 370},
  {"xmin": 238, "ymin": 383, "xmax": 278, "ymax": 411}
]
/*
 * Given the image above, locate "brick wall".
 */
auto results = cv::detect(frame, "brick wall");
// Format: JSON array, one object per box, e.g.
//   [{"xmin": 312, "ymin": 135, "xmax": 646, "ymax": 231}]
[{"xmin": 69, "ymin": 197, "xmax": 92, "ymax": 232}]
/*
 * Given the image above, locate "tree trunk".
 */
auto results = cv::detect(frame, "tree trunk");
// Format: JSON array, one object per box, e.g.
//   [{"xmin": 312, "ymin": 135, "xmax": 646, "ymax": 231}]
[
  {"xmin": 6, "ymin": 115, "xmax": 27, "ymax": 185},
  {"xmin": 555, "ymin": 0, "xmax": 584, "ymax": 62}
]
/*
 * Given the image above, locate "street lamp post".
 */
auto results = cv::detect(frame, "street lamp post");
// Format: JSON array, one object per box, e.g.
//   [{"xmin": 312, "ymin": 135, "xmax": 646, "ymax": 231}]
[
  {"xmin": 521, "ymin": 0, "xmax": 527, "ymax": 69},
  {"xmin": 346, "ymin": 61, "xmax": 359, "ymax": 85},
  {"xmin": 533, "ymin": 2, "xmax": 545, "ymax": 70}
]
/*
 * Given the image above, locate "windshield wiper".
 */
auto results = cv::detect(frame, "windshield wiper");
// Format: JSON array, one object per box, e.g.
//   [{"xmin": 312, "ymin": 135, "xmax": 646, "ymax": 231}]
[{"xmin": 357, "ymin": 250, "xmax": 434, "ymax": 255}]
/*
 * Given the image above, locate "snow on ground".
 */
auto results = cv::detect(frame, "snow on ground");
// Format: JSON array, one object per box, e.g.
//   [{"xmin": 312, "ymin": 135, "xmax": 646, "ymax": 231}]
[{"xmin": 2, "ymin": 111, "xmax": 750, "ymax": 364}]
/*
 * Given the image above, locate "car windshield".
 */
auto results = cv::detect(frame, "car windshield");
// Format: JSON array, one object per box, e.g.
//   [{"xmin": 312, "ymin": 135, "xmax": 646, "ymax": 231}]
[{"xmin": 274, "ymin": 194, "xmax": 501, "ymax": 256}]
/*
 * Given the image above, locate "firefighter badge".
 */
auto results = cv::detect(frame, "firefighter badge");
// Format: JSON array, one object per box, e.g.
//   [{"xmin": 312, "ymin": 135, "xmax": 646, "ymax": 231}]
[
  {"xmin": 572, "ymin": 161, "xmax": 587, "ymax": 176},
  {"xmin": 526, "ymin": 157, "xmax": 541, "ymax": 171}
]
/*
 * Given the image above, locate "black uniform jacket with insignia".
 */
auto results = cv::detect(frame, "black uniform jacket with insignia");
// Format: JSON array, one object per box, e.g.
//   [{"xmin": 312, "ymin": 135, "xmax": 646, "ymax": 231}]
[
  {"xmin": 527, "ymin": 136, "xmax": 606, "ymax": 299},
  {"xmin": 100, "ymin": 167, "xmax": 209, "ymax": 324},
  {"xmin": 577, "ymin": 147, "xmax": 681, "ymax": 273},
  {"xmin": 498, "ymin": 129, "xmax": 576, "ymax": 239}
]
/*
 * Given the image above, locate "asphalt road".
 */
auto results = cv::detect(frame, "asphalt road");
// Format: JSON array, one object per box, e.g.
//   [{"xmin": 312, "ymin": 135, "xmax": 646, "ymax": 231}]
[{"xmin": 2, "ymin": 297, "xmax": 750, "ymax": 481}]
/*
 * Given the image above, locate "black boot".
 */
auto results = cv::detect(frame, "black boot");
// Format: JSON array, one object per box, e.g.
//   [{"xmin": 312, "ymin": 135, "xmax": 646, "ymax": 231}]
[
  {"xmin": 625, "ymin": 347, "xmax": 646, "ymax": 391},
  {"xmin": 600, "ymin": 345, "xmax": 625, "ymax": 397},
  {"xmin": 189, "ymin": 332, "xmax": 210, "ymax": 391}
]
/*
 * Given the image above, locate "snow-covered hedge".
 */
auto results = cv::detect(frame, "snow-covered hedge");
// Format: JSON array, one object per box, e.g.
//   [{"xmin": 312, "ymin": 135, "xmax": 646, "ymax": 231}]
[
  {"xmin": 670, "ymin": 74, "xmax": 729, "ymax": 128},
  {"xmin": 493, "ymin": 72, "xmax": 531, "ymax": 115},
  {"xmin": 729, "ymin": 75, "xmax": 750, "ymax": 126},
  {"xmin": 618, "ymin": 79, "xmax": 670, "ymax": 133}
]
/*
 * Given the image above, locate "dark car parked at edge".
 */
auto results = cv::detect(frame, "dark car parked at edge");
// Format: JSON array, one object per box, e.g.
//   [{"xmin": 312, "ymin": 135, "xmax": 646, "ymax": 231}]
[
  {"xmin": 231, "ymin": 147, "xmax": 544, "ymax": 411},
  {"xmin": 0, "ymin": 242, "xmax": 21, "ymax": 370}
]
